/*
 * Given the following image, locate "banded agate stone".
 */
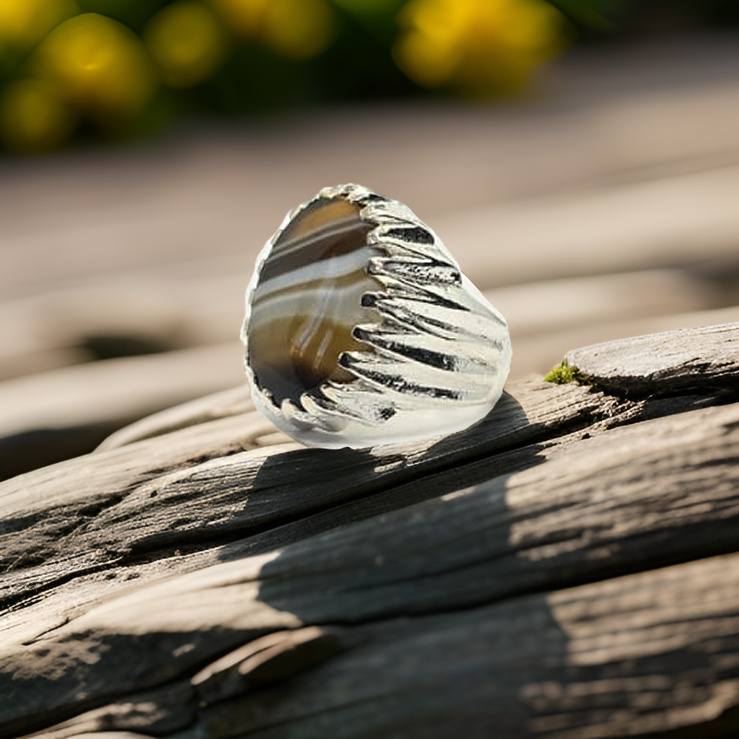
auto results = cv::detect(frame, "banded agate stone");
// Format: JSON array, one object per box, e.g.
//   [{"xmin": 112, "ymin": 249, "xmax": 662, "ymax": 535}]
[{"xmin": 247, "ymin": 197, "xmax": 380, "ymax": 406}]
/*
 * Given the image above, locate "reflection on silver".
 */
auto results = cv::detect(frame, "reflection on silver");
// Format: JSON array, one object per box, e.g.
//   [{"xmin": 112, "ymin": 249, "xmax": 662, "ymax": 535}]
[{"xmin": 242, "ymin": 184, "xmax": 512, "ymax": 448}]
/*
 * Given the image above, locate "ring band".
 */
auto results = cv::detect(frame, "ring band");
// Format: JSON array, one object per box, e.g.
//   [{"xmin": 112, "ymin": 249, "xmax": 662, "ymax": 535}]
[{"xmin": 241, "ymin": 184, "xmax": 511, "ymax": 448}]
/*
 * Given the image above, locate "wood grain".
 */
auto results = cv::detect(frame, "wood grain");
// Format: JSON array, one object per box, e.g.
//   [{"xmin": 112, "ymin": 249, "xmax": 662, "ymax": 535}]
[{"xmin": 1, "ymin": 324, "xmax": 737, "ymax": 738}]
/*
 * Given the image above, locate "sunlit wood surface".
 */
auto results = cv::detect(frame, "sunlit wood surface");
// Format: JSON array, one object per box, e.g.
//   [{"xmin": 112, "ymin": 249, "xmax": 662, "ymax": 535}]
[{"xmin": 1, "ymin": 324, "xmax": 737, "ymax": 737}]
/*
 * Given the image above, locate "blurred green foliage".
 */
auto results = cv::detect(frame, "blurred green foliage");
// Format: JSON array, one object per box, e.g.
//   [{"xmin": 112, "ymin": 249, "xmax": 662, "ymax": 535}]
[{"xmin": 0, "ymin": 0, "xmax": 734, "ymax": 154}]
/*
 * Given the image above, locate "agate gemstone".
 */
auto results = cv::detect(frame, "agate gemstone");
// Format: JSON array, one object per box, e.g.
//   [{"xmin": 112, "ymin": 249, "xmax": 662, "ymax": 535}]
[{"xmin": 247, "ymin": 196, "xmax": 381, "ymax": 405}]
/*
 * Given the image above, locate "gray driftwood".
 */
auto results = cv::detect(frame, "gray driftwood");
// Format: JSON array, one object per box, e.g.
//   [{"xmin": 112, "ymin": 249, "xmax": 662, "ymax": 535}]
[{"xmin": 1, "ymin": 324, "xmax": 738, "ymax": 738}]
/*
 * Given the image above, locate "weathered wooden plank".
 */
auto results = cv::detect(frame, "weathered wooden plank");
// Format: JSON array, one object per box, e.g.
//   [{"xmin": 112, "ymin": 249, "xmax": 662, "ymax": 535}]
[
  {"xmin": 96, "ymin": 386, "xmax": 258, "ymax": 451},
  {"xmin": 42, "ymin": 734, "xmax": 155, "ymax": 739},
  {"xmin": 514, "ymin": 304, "xmax": 739, "ymax": 379},
  {"xmin": 28, "ymin": 681, "xmax": 194, "ymax": 739},
  {"xmin": 0, "ymin": 274, "xmax": 242, "ymax": 381},
  {"xmin": 2, "ymin": 398, "xmax": 736, "ymax": 735},
  {"xmin": 566, "ymin": 322, "xmax": 739, "ymax": 395},
  {"xmin": 493, "ymin": 268, "xmax": 716, "ymax": 338},
  {"xmin": 25, "ymin": 554, "xmax": 739, "ymax": 738},
  {"xmin": 184, "ymin": 553, "xmax": 739, "ymax": 739},
  {"xmin": 0, "ymin": 325, "xmax": 737, "ymax": 737},
  {"xmin": 0, "ymin": 343, "xmax": 246, "ymax": 480},
  {"xmin": 450, "ymin": 165, "xmax": 739, "ymax": 288},
  {"xmin": 0, "ymin": 380, "xmax": 602, "ymax": 613}
]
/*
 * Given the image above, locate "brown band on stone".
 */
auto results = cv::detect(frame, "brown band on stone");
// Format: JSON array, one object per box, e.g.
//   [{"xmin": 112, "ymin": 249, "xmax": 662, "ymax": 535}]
[
  {"xmin": 259, "ymin": 197, "xmax": 374, "ymax": 285},
  {"xmin": 248, "ymin": 196, "xmax": 383, "ymax": 406},
  {"xmin": 249, "ymin": 315, "xmax": 363, "ymax": 405}
]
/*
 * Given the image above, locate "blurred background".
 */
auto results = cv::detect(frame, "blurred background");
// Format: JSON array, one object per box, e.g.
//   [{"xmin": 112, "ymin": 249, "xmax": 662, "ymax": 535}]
[{"xmin": 1, "ymin": 0, "xmax": 739, "ymax": 478}]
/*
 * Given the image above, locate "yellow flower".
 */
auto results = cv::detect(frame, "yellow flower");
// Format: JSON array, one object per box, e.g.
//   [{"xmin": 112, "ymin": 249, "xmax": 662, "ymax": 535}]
[
  {"xmin": 0, "ymin": 78, "xmax": 76, "ymax": 153},
  {"xmin": 211, "ymin": 0, "xmax": 336, "ymax": 59},
  {"xmin": 394, "ymin": 0, "xmax": 567, "ymax": 97},
  {"xmin": 210, "ymin": 0, "xmax": 264, "ymax": 36},
  {"xmin": 33, "ymin": 13, "xmax": 155, "ymax": 121},
  {"xmin": 0, "ymin": 0, "xmax": 78, "ymax": 51},
  {"xmin": 145, "ymin": 1, "xmax": 227, "ymax": 88}
]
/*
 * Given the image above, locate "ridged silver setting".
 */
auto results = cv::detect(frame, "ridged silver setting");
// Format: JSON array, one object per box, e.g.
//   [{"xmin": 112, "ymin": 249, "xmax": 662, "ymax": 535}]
[{"xmin": 242, "ymin": 183, "xmax": 512, "ymax": 448}]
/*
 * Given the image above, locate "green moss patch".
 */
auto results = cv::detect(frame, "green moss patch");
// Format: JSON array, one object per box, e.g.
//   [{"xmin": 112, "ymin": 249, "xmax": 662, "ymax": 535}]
[{"xmin": 544, "ymin": 359, "xmax": 589, "ymax": 385}]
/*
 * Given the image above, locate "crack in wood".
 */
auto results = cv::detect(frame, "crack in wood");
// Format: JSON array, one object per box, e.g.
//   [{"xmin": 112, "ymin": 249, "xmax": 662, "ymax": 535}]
[{"xmin": 1, "ymin": 325, "xmax": 738, "ymax": 738}]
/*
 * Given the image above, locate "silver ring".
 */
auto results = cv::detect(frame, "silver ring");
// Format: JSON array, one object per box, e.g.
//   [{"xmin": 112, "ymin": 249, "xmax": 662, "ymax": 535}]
[{"xmin": 241, "ymin": 184, "xmax": 511, "ymax": 448}]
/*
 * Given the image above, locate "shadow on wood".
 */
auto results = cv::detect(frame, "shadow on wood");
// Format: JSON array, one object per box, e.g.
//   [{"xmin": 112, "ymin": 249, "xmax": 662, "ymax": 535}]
[{"xmin": 0, "ymin": 324, "xmax": 738, "ymax": 738}]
